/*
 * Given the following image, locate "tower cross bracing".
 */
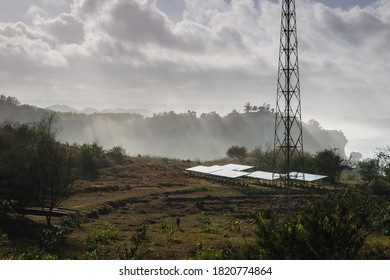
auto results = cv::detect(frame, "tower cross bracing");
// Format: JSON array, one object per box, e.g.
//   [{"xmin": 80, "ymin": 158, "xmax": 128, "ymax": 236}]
[{"xmin": 273, "ymin": 0, "xmax": 305, "ymax": 186}]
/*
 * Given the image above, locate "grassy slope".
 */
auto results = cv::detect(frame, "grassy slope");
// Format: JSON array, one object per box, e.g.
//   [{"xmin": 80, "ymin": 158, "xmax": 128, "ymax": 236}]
[{"xmin": 1, "ymin": 156, "xmax": 389, "ymax": 259}]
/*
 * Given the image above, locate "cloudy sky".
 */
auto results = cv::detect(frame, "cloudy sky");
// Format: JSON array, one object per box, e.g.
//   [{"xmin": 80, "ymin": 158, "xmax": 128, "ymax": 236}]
[{"xmin": 0, "ymin": 0, "xmax": 389, "ymax": 154}]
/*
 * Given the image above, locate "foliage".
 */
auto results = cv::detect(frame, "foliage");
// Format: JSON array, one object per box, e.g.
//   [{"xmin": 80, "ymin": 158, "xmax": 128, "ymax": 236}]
[
  {"xmin": 243, "ymin": 102, "xmax": 272, "ymax": 113},
  {"xmin": 33, "ymin": 113, "xmax": 77, "ymax": 225},
  {"xmin": 250, "ymin": 147, "xmax": 273, "ymax": 172},
  {"xmin": 118, "ymin": 225, "xmax": 148, "ymax": 260},
  {"xmin": 199, "ymin": 215, "xmax": 224, "ymax": 234},
  {"xmin": 226, "ymin": 145, "xmax": 247, "ymax": 161},
  {"xmin": 358, "ymin": 158, "xmax": 381, "ymax": 184},
  {"xmin": 39, "ymin": 212, "xmax": 83, "ymax": 253},
  {"xmin": 249, "ymin": 188, "xmax": 380, "ymax": 259},
  {"xmin": 17, "ymin": 247, "xmax": 58, "ymax": 260},
  {"xmin": 313, "ymin": 148, "xmax": 349, "ymax": 183},
  {"xmin": 85, "ymin": 222, "xmax": 119, "ymax": 259},
  {"xmin": 0, "ymin": 113, "xmax": 76, "ymax": 225},
  {"xmin": 77, "ymin": 142, "xmax": 105, "ymax": 179},
  {"xmin": 191, "ymin": 241, "xmax": 234, "ymax": 260},
  {"xmin": 358, "ymin": 147, "xmax": 390, "ymax": 194},
  {"xmin": 160, "ymin": 221, "xmax": 177, "ymax": 241},
  {"xmin": 1, "ymin": 95, "xmax": 348, "ymax": 162},
  {"xmin": 227, "ymin": 219, "xmax": 242, "ymax": 232},
  {"xmin": 0, "ymin": 122, "xmax": 38, "ymax": 210},
  {"xmin": 87, "ymin": 223, "xmax": 119, "ymax": 245},
  {"xmin": 107, "ymin": 146, "xmax": 126, "ymax": 162}
]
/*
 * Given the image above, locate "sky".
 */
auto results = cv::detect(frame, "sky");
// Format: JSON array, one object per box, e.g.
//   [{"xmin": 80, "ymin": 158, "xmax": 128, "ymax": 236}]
[{"xmin": 0, "ymin": 0, "xmax": 389, "ymax": 156}]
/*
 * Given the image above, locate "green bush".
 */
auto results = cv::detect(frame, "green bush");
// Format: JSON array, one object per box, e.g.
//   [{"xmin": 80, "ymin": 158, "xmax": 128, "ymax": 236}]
[
  {"xmin": 77, "ymin": 142, "xmax": 105, "ymax": 179},
  {"xmin": 86, "ymin": 223, "xmax": 119, "ymax": 259},
  {"xmin": 160, "ymin": 222, "xmax": 177, "ymax": 241},
  {"xmin": 107, "ymin": 146, "xmax": 126, "ymax": 162},
  {"xmin": 191, "ymin": 241, "xmax": 234, "ymax": 260},
  {"xmin": 199, "ymin": 215, "xmax": 224, "ymax": 234},
  {"xmin": 117, "ymin": 225, "xmax": 148, "ymax": 260},
  {"xmin": 17, "ymin": 247, "xmax": 58, "ymax": 260},
  {"xmin": 250, "ymin": 188, "xmax": 380, "ymax": 259},
  {"xmin": 87, "ymin": 223, "xmax": 119, "ymax": 245}
]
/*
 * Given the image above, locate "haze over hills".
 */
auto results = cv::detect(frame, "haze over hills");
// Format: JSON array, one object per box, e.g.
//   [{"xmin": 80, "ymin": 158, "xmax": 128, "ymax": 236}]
[
  {"xmin": 45, "ymin": 105, "xmax": 153, "ymax": 117},
  {"xmin": 1, "ymin": 96, "xmax": 348, "ymax": 160}
]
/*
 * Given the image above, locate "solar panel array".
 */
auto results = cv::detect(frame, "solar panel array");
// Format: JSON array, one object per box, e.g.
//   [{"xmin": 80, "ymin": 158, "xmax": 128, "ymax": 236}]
[
  {"xmin": 247, "ymin": 171, "xmax": 280, "ymax": 181},
  {"xmin": 186, "ymin": 164, "xmax": 327, "ymax": 182}
]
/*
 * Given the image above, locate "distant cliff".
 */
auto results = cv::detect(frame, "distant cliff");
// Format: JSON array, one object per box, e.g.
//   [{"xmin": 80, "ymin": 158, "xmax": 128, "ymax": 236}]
[{"xmin": 0, "ymin": 95, "xmax": 348, "ymax": 160}]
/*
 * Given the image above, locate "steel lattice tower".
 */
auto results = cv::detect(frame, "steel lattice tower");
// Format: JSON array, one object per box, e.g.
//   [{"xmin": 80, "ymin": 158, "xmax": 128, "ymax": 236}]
[{"xmin": 273, "ymin": 0, "xmax": 304, "ymax": 186}]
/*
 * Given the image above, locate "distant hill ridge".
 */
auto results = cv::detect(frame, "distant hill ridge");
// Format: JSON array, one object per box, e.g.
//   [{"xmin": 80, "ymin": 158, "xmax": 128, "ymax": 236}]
[
  {"xmin": 1, "ymin": 95, "xmax": 348, "ymax": 160},
  {"xmin": 46, "ymin": 105, "xmax": 153, "ymax": 117}
]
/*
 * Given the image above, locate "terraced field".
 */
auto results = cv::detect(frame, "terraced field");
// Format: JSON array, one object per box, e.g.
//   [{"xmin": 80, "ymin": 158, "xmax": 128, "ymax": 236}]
[{"xmin": 0, "ymin": 156, "xmax": 374, "ymax": 259}]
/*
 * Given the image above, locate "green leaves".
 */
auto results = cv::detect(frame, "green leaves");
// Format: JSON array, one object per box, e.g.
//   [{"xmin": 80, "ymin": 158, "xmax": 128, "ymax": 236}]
[{"xmin": 251, "ymin": 188, "xmax": 379, "ymax": 259}]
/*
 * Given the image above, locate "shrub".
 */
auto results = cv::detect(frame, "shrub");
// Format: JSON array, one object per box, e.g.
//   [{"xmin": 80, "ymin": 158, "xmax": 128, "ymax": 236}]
[
  {"xmin": 77, "ymin": 142, "xmax": 105, "ymax": 179},
  {"xmin": 200, "ymin": 216, "xmax": 224, "ymax": 234},
  {"xmin": 17, "ymin": 247, "xmax": 58, "ymax": 260},
  {"xmin": 226, "ymin": 145, "xmax": 247, "ymax": 161},
  {"xmin": 250, "ymin": 188, "xmax": 380, "ymax": 259},
  {"xmin": 160, "ymin": 222, "xmax": 177, "ymax": 241},
  {"xmin": 191, "ymin": 241, "xmax": 234, "ymax": 260},
  {"xmin": 117, "ymin": 225, "xmax": 148, "ymax": 260},
  {"xmin": 107, "ymin": 146, "xmax": 126, "ymax": 162}
]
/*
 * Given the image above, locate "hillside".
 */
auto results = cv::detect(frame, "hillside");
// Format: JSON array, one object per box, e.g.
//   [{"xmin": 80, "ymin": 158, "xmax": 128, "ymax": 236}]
[
  {"xmin": 1, "ymin": 155, "xmax": 389, "ymax": 260},
  {"xmin": 0, "ymin": 96, "xmax": 348, "ymax": 160}
]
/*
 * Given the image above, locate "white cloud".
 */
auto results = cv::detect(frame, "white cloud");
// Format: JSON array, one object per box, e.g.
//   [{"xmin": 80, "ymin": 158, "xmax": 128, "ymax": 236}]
[
  {"xmin": 0, "ymin": 0, "xmax": 389, "ymax": 125},
  {"xmin": 0, "ymin": 22, "xmax": 67, "ymax": 67},
  {"xmin": 34, "ymin": 13, "xmax": 84, "ymax": 44},
  {"xmin": 25, "ymin": 5, "xmax": 48, "ymax": 19}
]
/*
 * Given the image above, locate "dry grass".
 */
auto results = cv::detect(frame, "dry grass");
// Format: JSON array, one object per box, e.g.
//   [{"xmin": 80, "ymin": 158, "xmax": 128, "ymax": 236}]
[{"xmin": 1, "ymin": 156, "xmax": 388, "ymax": 259}]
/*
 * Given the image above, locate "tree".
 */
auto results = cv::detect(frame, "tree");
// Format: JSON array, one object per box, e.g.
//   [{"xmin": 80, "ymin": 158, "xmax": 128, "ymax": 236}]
[
  {"xmin": 358, "ymin": 147, "xmax": 390, "ymax": 194},
  {"xmin": 358, "ymin": 158, "xmax": 381, "ymax": 185},
  {"xmin": 78, "ymin": 142, "xmax": 105, "ymax": 179},
  {"xmin": 226, "ymin": 145, "xmax": 247, "ymax": 161},
  {"xmin": 107, "ymin": 146, "xmax": 126, "ymax": 162},
  {"xmin": 0, "ymin": 113, "xmax": 76, "ymax": 225},
  {"xmin": 33, "ymin": 112, "xmax": 76, "ymax": 226},
  {"xmin": 0, "ymin": 121, "xmax": 37, "ymax": 212},
  {"xmin": 251, "ymin": 147, "xmax": 273, "ymax": 172},
  {"xmin": 313, "ymin": 148, "xmax": 349, "ymax": 183},
  {"xmin": 243, "ymin": 102, "xmax": 252, "ymax": 113}
]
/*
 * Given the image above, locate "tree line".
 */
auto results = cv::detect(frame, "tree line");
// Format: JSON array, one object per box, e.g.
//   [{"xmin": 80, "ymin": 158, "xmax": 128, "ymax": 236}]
[
  {"xmin": 0, "ymin": 95, "xmax": 348, "ymax": 160},
  {"xmin": 0, "ymin": 112, "xmax": 126, "ymax": 226}
]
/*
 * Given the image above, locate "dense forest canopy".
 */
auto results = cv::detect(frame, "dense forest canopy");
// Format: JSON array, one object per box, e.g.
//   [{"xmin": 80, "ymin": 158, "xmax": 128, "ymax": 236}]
[{"xmin": 0, "ymin": 95, "xmax": 347, "ymax": 160}]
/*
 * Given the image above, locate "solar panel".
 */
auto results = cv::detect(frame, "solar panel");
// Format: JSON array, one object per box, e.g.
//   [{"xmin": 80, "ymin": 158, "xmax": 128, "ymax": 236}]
[
  {"xmin": 185, "ymin": 165, "xmax": 224, "ymax": 174},
  {"xmin": 289, "ymin": 172, "xmax": 327, "ymax": 182},
  {"xmin": 246, "ymin": 171, "xmax": 280, "ymax": 181},
  {"xmin": 222, "ymin": 164, "xmax": 254, "ymax": 171},
  {"xmin": 210, "ymin": 169, "xmax": 250, "ymax": 179},
  {"xmin": 186, "ymin": 165, "xmax": 327, "ymax": 182}
]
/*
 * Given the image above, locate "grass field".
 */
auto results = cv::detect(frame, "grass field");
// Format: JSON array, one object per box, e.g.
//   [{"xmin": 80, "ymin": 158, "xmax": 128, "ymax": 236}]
[{"xmin": 1, "ymin": 156, "xmax": 389, "ymax": 259}]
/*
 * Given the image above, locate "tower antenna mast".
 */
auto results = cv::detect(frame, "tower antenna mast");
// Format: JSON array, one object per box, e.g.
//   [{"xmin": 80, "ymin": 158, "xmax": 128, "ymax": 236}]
[{"xmin": 273, "ymin": 0, "xmax": 305, "ymax": 190}]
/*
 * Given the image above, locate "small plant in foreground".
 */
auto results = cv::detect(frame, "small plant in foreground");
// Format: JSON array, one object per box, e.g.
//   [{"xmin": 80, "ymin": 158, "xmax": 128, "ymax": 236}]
[
  {"xmin": 160, "ymin": 221, "xmax": 177, "ymax": 241},
  {"xmin": 117, "ymin": 225, "xmax": 148, "ymax": 260},
  {"xmin": 86, "ymin": 223, "xmax": 119, "ymax": 259}
]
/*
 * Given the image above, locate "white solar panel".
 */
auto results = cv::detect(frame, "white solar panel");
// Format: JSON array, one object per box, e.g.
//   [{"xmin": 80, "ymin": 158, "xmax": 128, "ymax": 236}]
[
  {"xmin": 210, "ymin": 169, "xmax": 250, "ymax": 178},
  {"xmin": 185, "ymin": 165, "xmax": 224, "ymax": 174},
  {"xmin": 186, "ymin": 165, "xmax": 206, "ymax": 172},
  {"xmin": 186, "ymin": 165, "xmax": 327, "ymax": 182},
  {"xmin": 289, "ymin": 172, "xmax": 327, "ymax": 182},
  {"xmin": 246, "ymin": 171, "xmax": 280, "ymax": 181},
  {"xmin": 222, "ymin": 164, "xmax": 254, "ymax": 171}
]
